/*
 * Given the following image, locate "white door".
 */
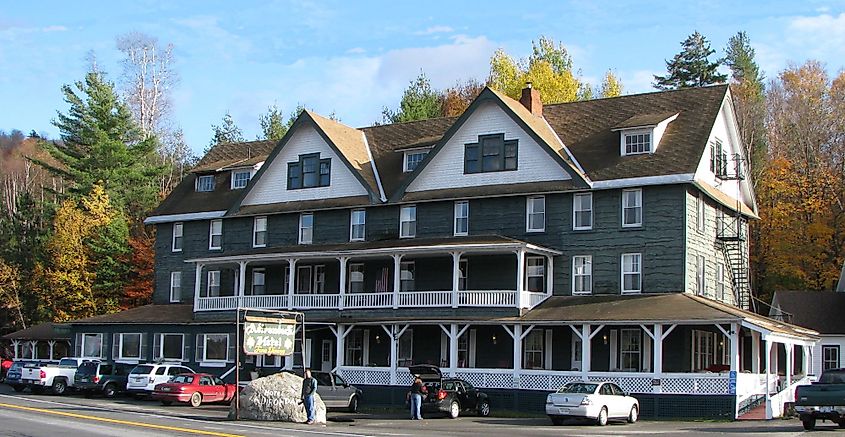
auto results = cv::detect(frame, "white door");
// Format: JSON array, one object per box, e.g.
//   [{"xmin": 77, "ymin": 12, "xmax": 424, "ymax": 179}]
[
  {"xmin": 571, "ymin": 338, "xmax": 582, "ymax": 371},
  {"xmin": 321, "ymin": 340, "xmax": 333, "ymax": 372},
  {"xmin": 305, "ymin": 338, "xmax": 312, "ymax": 369}
]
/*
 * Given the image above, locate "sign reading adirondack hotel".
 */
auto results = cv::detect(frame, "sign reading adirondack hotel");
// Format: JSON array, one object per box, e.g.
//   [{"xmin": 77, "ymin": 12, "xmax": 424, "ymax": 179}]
[{"xmin": 243, "ymin": 316, "xmax": 297, "ymax": 356}]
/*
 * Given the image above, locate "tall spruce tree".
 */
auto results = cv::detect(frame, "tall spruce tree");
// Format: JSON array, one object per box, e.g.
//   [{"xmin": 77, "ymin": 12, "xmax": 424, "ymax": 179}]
[
  {"xmin": 258, "ymin": 104, "xmax": 288, "ymax": 142},
  {"xmin": 654, "ymin": 31, "xmax": 727, "ymax": 90},
  {"xmin": 723, "ymin": 31, "xmax": 766, "ymax": 182},
  {"xmin": 208, "ymin": 112, "xmax": 244, "ymax": 152},
  {"xmin": 382, "ymin": 72, "xmax": 443, "ymax": 123}
]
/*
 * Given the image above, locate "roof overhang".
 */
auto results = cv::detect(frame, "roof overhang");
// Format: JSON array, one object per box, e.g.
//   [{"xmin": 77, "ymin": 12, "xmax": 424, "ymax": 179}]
[{"xmin": 144, "ymin": 210, "xmax": 227, "ymax": 225}]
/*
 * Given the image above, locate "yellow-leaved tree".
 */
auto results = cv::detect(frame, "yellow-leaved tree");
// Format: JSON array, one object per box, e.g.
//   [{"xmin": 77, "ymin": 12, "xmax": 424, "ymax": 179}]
[{"xmin": 488, "ymin": 36, "xmax": 582, "ymax": 104}]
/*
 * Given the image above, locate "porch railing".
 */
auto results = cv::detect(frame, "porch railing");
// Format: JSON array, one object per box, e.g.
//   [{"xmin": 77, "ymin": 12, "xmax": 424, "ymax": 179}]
[
  {"xmin": 195, "ymin": 289, "xmax": 549, "ymax": 311},
  {"xmin": 338, "ymin": 366, "xmax": 733, "ymax": 395}
]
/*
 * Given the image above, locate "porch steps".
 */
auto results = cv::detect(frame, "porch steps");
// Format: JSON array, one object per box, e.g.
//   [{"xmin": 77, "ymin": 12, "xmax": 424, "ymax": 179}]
[{"xmin": 737, "ymin": 402, "xmax": 767, "ymax": 420}]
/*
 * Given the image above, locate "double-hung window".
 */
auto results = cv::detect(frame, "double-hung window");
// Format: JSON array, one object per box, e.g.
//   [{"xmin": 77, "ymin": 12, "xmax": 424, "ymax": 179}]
[
  {"xmin": 231, "ymin": 170, "xmax": 251, "ymax": 189},
  {"xmin": 526, "ymin": 196, "xmax": 545, "ymax": 232},
  {"xmin": 170, "ymin": 272, "xmax": 182, "ymax": 302},
  {"xmin": 454, "ymin": 201, "xmax": 469, "ymax": 236},
  {"xmin": 404, "ymin": 150, "xmax": 428, "ymax": 172},
  {"xmin": 350, "ymin": 209, "xmax": 366, "ymax": 242},
  {"xmin": 526, "ymin": 257, "xmax": 545, "ymax": 293},
  {"xmin": 199, "ymin": 334, "xmax": 229, "ymax": 363},
  {"xmin": 523, "ymin": 330, "xmax": 545, "ymax": 370},
  {"xmin": 288, "ymin": 154, "xmax": 331, "ymax": 189},
  {"xmin": 172, "ymin": 222, "xmax": 183, "ymax": 252},
  {"xmin": 573, "ymin": 193, "xmax": 593, "ymax": 230},
  {"xmin": 716, "ymin": 263, "xmax": 725, "ymax": 301},
  {"xmin": 400, "ymin": 261, "xmax": 415, "ymax": 291},
  {"xmin": 621, "ymin": 253, "xmax": 642, "ymax": 294},
  {"xmin": 299, "ymin": 213, "xmax": 313, "ymax": 245},
  {"xmin": 251, "ymin": 268, "xmax": 265, "ymax": 295},
  {"xmin": 696, "ymin": 195, "xmax": 705, "ymax": 233},
  {"xmin": 196, "ymin": 175, "xmax": 215, "ymax": 192},
  {"xmin": 572, "ymin": 256, "xmax": 592, "ymax": 295},
  {"xmin": 117, "ymin": 333, "xmax": 142, "ymax": 361},
  {"xmin": 622, "ymin": 189, "xmax": 642, "ymax": 227},
  {"xmin": 80, "ymin": 333, "xmax": 103, "ymax": 358},
  {"xmin": 345, "ymin": 330, "xmax": 364, "ymax": 366},
  {"xmin": 253, "ymin": 216, "xmax": 267, "ymax": 247},
  {"xmin": 823, "ymin": 346, "xmax": 840, "ymax": 370},
  {"xmin": 206, "ymin": 270, "xmax": 221, "ymax": 297},
  {"xmin": 348, "ymin": 264, "xmax": 365, "ymax": 293},
  {"xmin": 696, "ymin": 255, "xmax": 706, "ymax": 295},
  {"xmin": 464, "ymin": 134, "xmax": 517, "ymax": 174},
  {"xmin": 154, "ymin": 334, "xmax": 184, "ymax": 361},
  {"xmin": 209, "ymin": 219, "xmax": 222, "ymax": 250},
  {"xmin": 620, "ymin": 329, "xmax": 642, "ymax": 371},
  {"xmin": 400, "ymin": 205, "xmax": 416, "ymax": 238}
]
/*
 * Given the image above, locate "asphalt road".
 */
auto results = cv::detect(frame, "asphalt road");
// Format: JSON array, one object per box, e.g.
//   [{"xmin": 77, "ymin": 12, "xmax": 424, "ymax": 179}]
[{"xmin": 0, "ymin": 384, "xmax": 823, "ymax": 437}]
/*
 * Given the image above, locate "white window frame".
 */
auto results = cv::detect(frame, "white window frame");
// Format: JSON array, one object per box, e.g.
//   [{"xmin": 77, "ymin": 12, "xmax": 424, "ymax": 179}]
[
  {"xmin": 253, "ymin": 216, "xmax": 267, "ymax": 248},
  {"xmin": 823, "ymin": 345, "xmax": 840, "ymax": 370},
  {"xmin": 157, "ymin": 333, "xmax": 185, "ymax": 361},
  {"xmin": 572, "ymin": 255, "xmax": 592, "ymax": 295},
  {"xmin": 696, "ymin": 195, "xmax": 705, "ymax": 233},
  {"xmin": 117, "ymin": 333, "xmax": 142, "ymax": 361},
  {"xmin": 201, "ymin": 333, "xmax": 229, "ymax": 363},
  {"xmin": 345, "ymin": 329, "xmax": 364, "ymax": 366},
  {"xmin": 196, "ymin": 175, "xmax": 215, "ymax": 192},
  {"xmin": 348, "ymin": 263, "xmax": 365, "ymax": 293},
  {"xmin": 619, "ymin": 329, "xmax": 642, "ymax": 371},
  {"xmin": 526, "ymin": 256, "xmax": 545, "ymax": 293},
  {"xmin": 399, "ymin": 205, "xmax": 416, "ymax": 238},
  {"xmin": 526, "ymin": 196, "xmax": 545, "ymax": 232},
  {"xmin": 403, "ymin": 149, "xmax": 429, "ymax": 172},
  {"xmin": 621, "ymin": 253, "xmax": 642, "ymax": 294},
  {"xmin": 80, "ymin": 333, "xmax": 103, "ymax": 358},
  {"xmin": 573, "ymin": 193, "xmax": 593, "ymax": 230},
  {"xmin": 716, "ymin": 263, "xmax": 725, "ymax": 301},
  {"xmin": 621, "ymin": 129, "xmax": 652, "ymax": 155},
  {"xmin": 350, "ymin": 209, "xmax": 366, "ymax": 242},
  {"xmin": 297, "ymin": 265, "xmax": 313, "ymax": 293},
  {"xmin": 256, "ymin": 354, "xmax": 281, "ymax": 367},
  {"xmin": 170, "ymin": 271, "xmax": 182, "ymax": 303},
  {"xmin": 251, "ymin": 268, "xmax": 266, "ymax": 295},
  {"xmin": 398, "ymin": 329, "xmax": 413, "ymax": 367},
  {"xmin": 172, "ymin": 222, "xmax": 183, "ymax": 252},
  {"xmin": 299, "ymin": 213, "xmax": 313, "ymax": 245},
  {"xmin": 400, "ymin": 261, "xmax": 415, "ymax": 291},
  {"xmin": 696, "ymin": 255, "xmax": 706, "ymax": 296},
  {"xmin": 209, "ymin": 219, "xmax": 222, "ymax": 250},
  {"xmin": 523, "ymin": 330, "xmax": 545, "ymax": 370},
  {"xmin": 207, "ymin": 270, "xmax": 221, "ymax": 297},
  {"xmin": 454, "ymin": 201, "xmax": 469, "ymax": 236},
  {"xmin": 231, "ymin": 170, "xmax": 251, "ymax": 189},
  {"xmin": 313, "ymin": 265, "xmax": 325, "ymax": 293},
  {"xmin": 622, "ymin": 189, "xmax": 642, "ymax": 228},
  {"xmin": 459, "ymin": 259, "xmax": 468, "ymax": 291}
]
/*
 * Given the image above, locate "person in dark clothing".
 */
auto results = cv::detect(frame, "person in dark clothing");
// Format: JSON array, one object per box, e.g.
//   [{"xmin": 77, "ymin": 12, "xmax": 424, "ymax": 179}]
[
  {"xmin": 301, "ymin": 368, "xmax": 317, "ymax": 424},
  {"xmin": 408, "ymin": 376, "xmax": 426, "ymax": 420}
]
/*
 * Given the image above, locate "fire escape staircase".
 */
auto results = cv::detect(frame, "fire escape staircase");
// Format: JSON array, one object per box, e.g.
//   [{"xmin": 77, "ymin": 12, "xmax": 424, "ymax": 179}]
[{"xmin": 715, "ymin": 153, "xmax": 753, "ymax": 311}]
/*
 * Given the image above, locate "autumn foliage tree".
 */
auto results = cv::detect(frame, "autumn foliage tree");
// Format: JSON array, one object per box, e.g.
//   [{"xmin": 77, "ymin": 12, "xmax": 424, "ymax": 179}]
[{"xmin": 489, "ymin": 36, "xmax": 582, "ymax": 104}]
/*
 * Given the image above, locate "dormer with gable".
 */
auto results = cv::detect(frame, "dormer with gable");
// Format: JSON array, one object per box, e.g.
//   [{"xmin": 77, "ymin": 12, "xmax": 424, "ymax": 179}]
[{"xmin": 611, "ymin": 112, "xmax": 679, "ymax": 156}]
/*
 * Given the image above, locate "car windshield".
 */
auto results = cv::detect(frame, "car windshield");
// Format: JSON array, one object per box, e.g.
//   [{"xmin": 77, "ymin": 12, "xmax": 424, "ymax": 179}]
[
  {"xmin": 76, "ymin": 362, "xmax": 99, "ymax": 376},
  {"xmin": 170, "ymin": 375, "xmax": 193, "ymax": 384},
  {"xmin": 130, "ymin": 365, "xmax": 154, "ymax": 375},
  {"xmin": 819, "ymin": 371, "xmax": 845, "ymax": 384},
  {"xmin": 557, "ymin": 383, "xmax": 598, "ymax": 394}
]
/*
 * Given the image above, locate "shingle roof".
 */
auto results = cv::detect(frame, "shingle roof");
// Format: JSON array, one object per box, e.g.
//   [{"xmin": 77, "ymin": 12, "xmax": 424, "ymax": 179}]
[
  {"xmin": 68, "ymin": 304, "xmax": 211, "ymax": 325},
  {"xmin": 612, "ymin": 112, "xmax": 679, "ymax": 130},
  {"xmin": 771, "ymin": 290, "xmax": 845, "ymax": 334},
  {"xmin": 1, "ymin": 322, "xmax": 69, "ymax": 341}
]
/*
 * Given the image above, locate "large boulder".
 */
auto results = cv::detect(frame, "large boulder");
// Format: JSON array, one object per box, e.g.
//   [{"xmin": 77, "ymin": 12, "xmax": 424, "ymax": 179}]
[{"xmin": 229, "ymin": 372, "xmax": 326, "ymax": 423}]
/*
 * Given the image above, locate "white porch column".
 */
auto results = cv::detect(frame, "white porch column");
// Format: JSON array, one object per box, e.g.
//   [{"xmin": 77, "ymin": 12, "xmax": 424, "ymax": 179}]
[
  {"xmin": 237, "ymin": 261, "xmax": 247, "ymax": 299},
  {"xmin": 802, "ymin": 345, "xmax": 811, "ymax": 376},
  {"xmin": 653, "ymin": 324, "xmax": 664, "ymax": 375},
  {"xmin": 338, "ymin": 257, "xmax": 348, "ymax": 311},
  {"xmin": 287, "ymin": 258, "xmax": 297, "ymax": 310},
  {"xmin": 48, "ymin": 340, "xmax": 55, "ymax": 361},
  {"xmin": 751, "ymin": 331, "xmax": 761, "ymax": 373},
  {"xmin": 546, "ymin": 255, "xmax": 554, "ymax": 295},
  {"xmin": 332, "ymin": 325, "xmax": 345, "ymax": 372},
  {"xmin": 512, "ymin": 325, "xmax": 523, "ymax": 385},
  {"xmin": 581, "ymin": 324, "xmax": 592, "ymax": 380},
  {"xmin": 765, "ymin": 340, "xmax": 774, "ymax": 419},
  {"xmin": 12, "ymin": 340, "xmax": 19, "ymax": 359},
  {"xmin": 451, "ymin": 252, "xmax": 462, "ymax": 309},
  {"xmin": 449, "ymin": 324, "xmax": 458, "ymax": 374},
  {"xmin": 392, "ymin": 254, "xmax": 402, "ymax": 309},
  {"xmin": 785, "ymin": 343, "xmax": 794, "ymax": 387},
  {"xmin": 729, "ymin": 323, "xmax": 740, "ymax": 373},
  {"xmin": 515, "ymin": 249, "xmax": 526, "ymax": 308}
]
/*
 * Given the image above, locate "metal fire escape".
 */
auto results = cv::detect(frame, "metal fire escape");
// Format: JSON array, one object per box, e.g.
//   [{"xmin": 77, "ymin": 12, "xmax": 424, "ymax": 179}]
[{"xmin": 715, "ymin": 152, "xmax": 753, "ymax": 311}]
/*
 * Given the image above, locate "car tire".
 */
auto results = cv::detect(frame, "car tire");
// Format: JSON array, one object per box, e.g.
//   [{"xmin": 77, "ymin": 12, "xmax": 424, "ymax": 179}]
[
  {"xmin": 802, "ymin": 417, "xmax": 816, "ymax": 431},
  {"xmin": 348, "ymin": 395, "xmax": 359, "ymax": 413},
  {"xmin": 550, "ymin": 416, "xmax": 564, "ymax": 426},
  {"xmin": 477, "ymin": 400, "xmax": 490, "ymax": 417},
  {"xmin": 103, "ymin": 383, "xmax": 117, "ymax": 398},
  {"xmin": 448, "ymin": 401, "xmax": 461, "ymax": 419},
  {"xmin": 52, "ymin": 379, "xmax": 67, "ymax": 396},
  {"xmin": 627, "ymin": 405, "xmax": 638, "ymax": 424},
  {"xmin": 161, "ymin": 400, "xmax": 173, "ymax": 406},
  {"xmin": 596, "ymin": 407, "xmax": 608, "ymax": 426},
  {"xmin": 190, "ymin": 392, "xmax": 203, "ymax": 408},
  {"xmin": 12, "ymin": 385, "xmax": 24, "ymax": 393}
]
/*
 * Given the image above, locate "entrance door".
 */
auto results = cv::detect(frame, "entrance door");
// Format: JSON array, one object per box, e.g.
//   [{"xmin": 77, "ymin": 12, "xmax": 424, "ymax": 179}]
[
  {"xmin": 571, "ymin": 338, "xmax": 582, "ymax": 371},
  {"xmin": 321, "ymin": 339, "xmax": 333, "ymax": 372}
]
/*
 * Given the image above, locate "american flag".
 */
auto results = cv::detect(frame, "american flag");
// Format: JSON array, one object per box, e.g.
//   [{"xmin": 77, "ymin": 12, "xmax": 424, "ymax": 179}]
[{"xmin": 375, "ymin": 267, "xmax": 390, "ymax": 292}]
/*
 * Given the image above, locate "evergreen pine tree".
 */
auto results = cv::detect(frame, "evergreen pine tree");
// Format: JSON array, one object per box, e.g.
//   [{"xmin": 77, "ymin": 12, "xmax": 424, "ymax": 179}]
[
  {"xmin": 208, "ymin": 112, "xmax": 244, "ymax": 151},
  {"xmin": 382, "ymin": 72, "xmax": 443, "ymax": 123},
  {"xmin": 654, "ymin": 31, "xmax": 727, "ymax": 90}
]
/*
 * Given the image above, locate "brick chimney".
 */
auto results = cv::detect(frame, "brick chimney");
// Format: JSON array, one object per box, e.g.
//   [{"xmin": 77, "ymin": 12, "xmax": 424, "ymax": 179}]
[{"xmin": 519, "ymin": 82, "xmax": 543, "ymax": 117}]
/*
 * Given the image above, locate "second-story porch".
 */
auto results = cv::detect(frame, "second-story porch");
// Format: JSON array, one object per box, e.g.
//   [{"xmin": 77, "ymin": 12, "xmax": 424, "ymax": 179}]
[{"xmin": 186, "ymin": 236, "xmax": 559, "ymax": 312}]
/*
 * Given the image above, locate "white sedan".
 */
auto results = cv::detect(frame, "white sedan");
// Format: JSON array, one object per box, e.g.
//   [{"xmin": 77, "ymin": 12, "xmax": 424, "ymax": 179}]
[{"xmin": 546, "ymin": 381, "xmax": 639, "ymax": 426}]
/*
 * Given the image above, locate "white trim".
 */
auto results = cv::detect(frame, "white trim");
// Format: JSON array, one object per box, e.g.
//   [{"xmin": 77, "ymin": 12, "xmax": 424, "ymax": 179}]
[
  {"xmin": 207, "ymin": 270, "xmax": 221, "ymax": 296},
  {"xmin": 253, "ymin": 216, "xmax": 267, "ymax": 248},
  {"xmin": 403, "ymin": 149, "xmax": 430, "ymax": 173},
  {"xmin": 116, "ymin": 333, "xmax": 143, "ymax": 361},
  {"xmin": 169, "ymin": 271, "xmax": 182, "ymax": 303},
  {"xmin": 621, "ymin": 253, "xmax": 642, "ymax": 294},
  {"xmin": 526, "ymin": 196, "xmax": 545, "ymax": 233},
  {"xmin": 620, "ymin": 128, "xmax": 653, "ymax": 156},
  {"xmin": 361, "ymin": 132, "xmax": 387, "ymax": 202},
  {"xmin": 156, "ymin": 333, "xmax": 185, "ymax": 362},
  {"xmin": 349, "ymin": 209, "xmax": 366, "ymax": 242},
  {"xmin": 399, "ymin": 205, "xmax": 416, "ymax": 238},
  {"xmin": 572, "ymin": 255, "xmax": 592, "ymax": 295},
  {"xmin": 251, "ymin": 268, "xmax": 266, "ymax": 295},
  {"xmin": 592, "ymin": 173, "xmax": 695, "ymax": 189},
  {"xmin": 199, "ymin": 333, "xmax": 230, "ymax": 363},
  {"xmin": 299, "ymin": 213, "xmax": 314, "ymax": 245},
  {"xmin": 171, "ymin": 222, "xmax": 183, "ymax": 252},
  {"xmin": 209, "ymin": 219, "xmax": 222, "ymax": 250},
  {"xmin": 144, "ymin": 210, "xmax": 226, "ymax": 225},
  {"xmin": 572, "ymin": 193, "xmax": 593, "ymax": 230},
  {"xmin": 453, "ymin": 200, "xmax": 469, "ymax": 236},
  {"xmin": 541, "ymin": 118, "xmax": 590, "ymax": 183},
  {"xmin": 621, "ymin": 188, "xmax": 643, "ymax": 228},
  {"xmin": 230, "ymin": 169, "xmax": 252, "ymax": 190}
]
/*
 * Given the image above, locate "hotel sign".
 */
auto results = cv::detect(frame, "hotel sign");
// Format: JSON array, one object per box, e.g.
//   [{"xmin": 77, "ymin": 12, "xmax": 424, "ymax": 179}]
[{"xmin": 242, "ymin": 316, "xmax": 297, "ymax": 356}]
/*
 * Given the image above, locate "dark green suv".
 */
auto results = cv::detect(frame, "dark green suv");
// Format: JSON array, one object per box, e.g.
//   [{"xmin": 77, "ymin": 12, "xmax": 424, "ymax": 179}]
[{"xmin": 74, "ymin": 362, "xmax": 133, "ymax": 398}]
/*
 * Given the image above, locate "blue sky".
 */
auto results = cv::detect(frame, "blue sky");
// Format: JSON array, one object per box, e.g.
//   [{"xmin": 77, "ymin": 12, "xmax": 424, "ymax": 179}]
[{"xmin": 2, "ymin": 0, "xmax": 844, "ymax": 154}]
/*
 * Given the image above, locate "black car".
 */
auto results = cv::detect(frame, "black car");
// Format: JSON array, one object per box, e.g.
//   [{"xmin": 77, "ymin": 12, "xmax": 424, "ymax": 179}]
[
  {"xmin": 74, "ymin": 361, "xmax": 133, "ymax": 398},
  {"xmin": 5, "ymin": 360, "xmax": 40, "ymax": 392},
  {"xmin": 409, "ymin": 364, "xmax": 491, "ymax": 419}
]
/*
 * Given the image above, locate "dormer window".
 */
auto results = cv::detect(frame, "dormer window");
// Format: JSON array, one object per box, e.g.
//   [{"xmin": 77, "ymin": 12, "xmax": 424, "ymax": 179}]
[
  {"xmin": 624, "ymin": 131, "xmax": 651, "ymax": 155},
  {"xmin": 196, "ymin": 175, "xmax": 215, "ymax": 192},
  {"xmin": 403, "ymin": 149, "xmax": 429, "ymax": 172},
  {"xmin": 464, "ymin": 133, "xmax": 518, "ymax": 174},
  {"xmin": 231, "ymin": 170, "xmax": 251, "ymax": 189},
  {"xmin": 288, "ymin": 153, "xmax": 331, "ymax": 189}
]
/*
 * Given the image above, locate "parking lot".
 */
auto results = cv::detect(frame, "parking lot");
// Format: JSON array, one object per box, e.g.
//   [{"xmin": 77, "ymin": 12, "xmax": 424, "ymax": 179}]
[{"xmin": 0, "ymin": 384, "xmax": 821, "ymax": 436}]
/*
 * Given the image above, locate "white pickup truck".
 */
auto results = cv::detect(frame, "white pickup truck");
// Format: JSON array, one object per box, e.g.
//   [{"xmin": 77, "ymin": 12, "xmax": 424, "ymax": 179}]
[{"xmin": 21, "ymin": 357, "xmax": 96, "ymax": 395}]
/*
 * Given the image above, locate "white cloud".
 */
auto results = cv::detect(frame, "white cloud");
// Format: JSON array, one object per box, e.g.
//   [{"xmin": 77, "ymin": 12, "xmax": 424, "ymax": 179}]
[
  {"xmin": 787, "ymin": 13, "xmax": 845, "ymax": 58},
  {"xmin": 620, "ymin": 70, "xmax": 659, "ymax": 94},
  {"xmin": 41, "ymin": 25, "xmax": 67, "ymax": 32},
  {"xmin": 414, "ymin": 25, "xmax": 454, "ymax": 35}
]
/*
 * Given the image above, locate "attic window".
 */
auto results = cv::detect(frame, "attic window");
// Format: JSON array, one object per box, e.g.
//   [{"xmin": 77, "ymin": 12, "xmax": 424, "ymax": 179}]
[
  {"xmin": 231, "ymin": 170, "xmax": 251, "ymax": 189},
  {"xmin": 624, "ymin": 131, "xmax": 651, "ymax": 155},
  {"xmin": 403, "ymin": 149, "xmax": 429, "ymax": 172},
  {"xmin": 464, "ymin": 133, "xmax": 518, "ymax": 174},
  {"xmin": 196, "ymin": 175, "xmax": 215, "ymax": 192},
  {"xmin": 288, "ymin": 153, "xmax": 331, "ymax": 189}
]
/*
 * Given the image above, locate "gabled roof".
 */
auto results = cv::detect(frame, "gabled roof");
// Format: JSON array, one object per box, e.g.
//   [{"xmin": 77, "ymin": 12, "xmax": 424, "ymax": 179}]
[
  {"xmin": 612, "ymin": 112, "xmax": 679, "ymax": 130},
  {"xmin": 1, "ymin": 322, "xmax": 69, "ymax": 341},
  {"xmin": 771, "ymin": 290, "xmax": 845, "ymax": 335}
]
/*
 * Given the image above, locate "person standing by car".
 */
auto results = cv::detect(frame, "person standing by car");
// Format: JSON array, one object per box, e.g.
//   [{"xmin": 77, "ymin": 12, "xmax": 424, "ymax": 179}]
[
  {"xmin": 301, "ymin": 369, "xmax": 317, "ymax": 425},
  {"xmin": 408, "ymin": 376, "xmax": 426, "ymax": 420}
]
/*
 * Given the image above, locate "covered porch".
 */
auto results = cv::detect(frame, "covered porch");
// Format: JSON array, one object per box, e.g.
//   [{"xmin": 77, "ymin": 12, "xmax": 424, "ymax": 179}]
[{"xmin": 1, "ymin": 322, "xmax": 71, "ymax": 362}]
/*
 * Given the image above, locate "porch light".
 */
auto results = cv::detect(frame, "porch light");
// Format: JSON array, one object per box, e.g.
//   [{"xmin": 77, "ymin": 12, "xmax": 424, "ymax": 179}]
[
  {"xmin": 492, "ymin": 334, "xmax": 497, "ymax": 345},
  {"xmin": 375, "ymin": 334, "xmax": 381, "ymax": 344},
  {"xmin": 602, "ymin": 334, "xmax": 608, "ymax": 345}
]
